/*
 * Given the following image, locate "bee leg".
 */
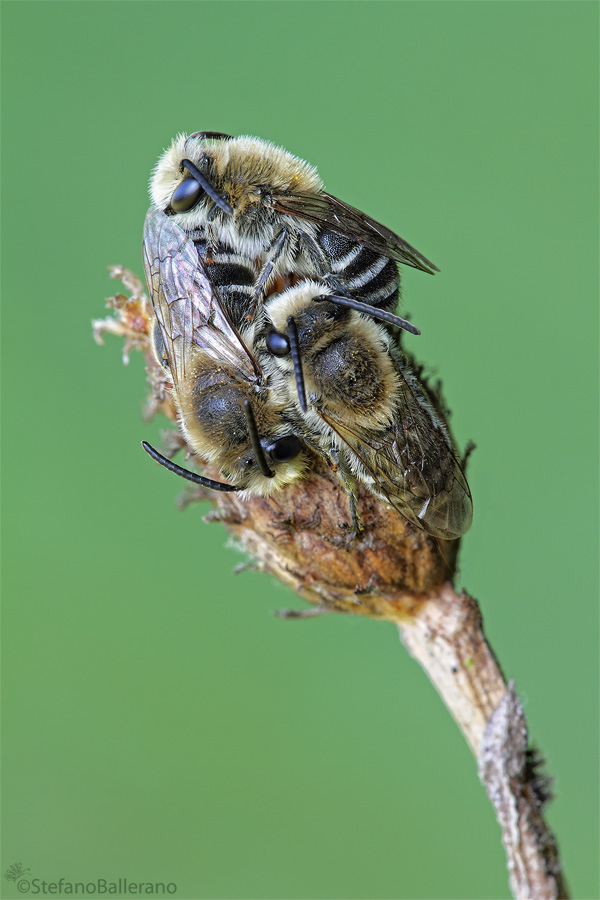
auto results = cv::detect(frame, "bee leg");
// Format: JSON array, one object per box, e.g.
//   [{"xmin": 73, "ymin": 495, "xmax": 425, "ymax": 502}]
[
  {"xmin": 462, "ymin": 440, "xmax": 477, "ymax": 470},
  {"xmin": 320, "ymin": 269, "xmax": 352, "ymax": 296},
  {"xmin": 344, "ymin": 487, "xmax": 363, "ymax": 539},
  {"xmin": 273, "ymin": 605, "xmax": 336, "ymax": 620},
  {"xmin": 253, "ymin": 228, "xmax": 290, "ymax": 304},
  {"xmin": 232, "ymin": 561, "xmax": 261, "ymax": 575},
  {"xmin": 294, "ymin": 433, "xmax": 363, "ymax": 537},
  {"xmin": 329, "ymin": 448, "xmax": 363, "ymax": 537},
  {"xmin": 298, "ymin": 230, "xmax": 330, "ymax": 276},
  {"xmin": 203, "ymin": 508, "xmax": 243, "ymax": 525}
]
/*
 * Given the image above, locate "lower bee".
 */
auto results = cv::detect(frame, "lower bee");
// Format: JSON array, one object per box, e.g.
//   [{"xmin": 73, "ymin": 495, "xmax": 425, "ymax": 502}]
[
  {"xmin": 150, "ymin": 131, "xmax": 433, "ymax": 334},
  {"xmin": 142, "ymin": 206, "xmax": 307, "ymax": 495},
  {"xmin": 260, "ymin": 281, "xmax": 473, "ymax": 540}
]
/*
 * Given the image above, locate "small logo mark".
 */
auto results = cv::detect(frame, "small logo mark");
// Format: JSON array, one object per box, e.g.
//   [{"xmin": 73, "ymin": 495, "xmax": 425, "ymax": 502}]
[{"xmin": 4, "ymin": 864, "xmax": 31, "ymax": 883}]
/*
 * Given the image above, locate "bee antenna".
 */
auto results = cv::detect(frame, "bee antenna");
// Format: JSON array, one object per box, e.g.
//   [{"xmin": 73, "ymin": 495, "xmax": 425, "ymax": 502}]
[
  {"xmin": 286, "ymin": 316, "xmax": 308, "ymax": 413},
  {"xmin": 141, "ymin": 441, "xmax": 239, "ymax": 492},
  {"xmin": 314, "ymin": 294, "xmax": 421, "ymax": 336},
  {"xmin": 189, "ymin": 131, "xmax": 233, "ymax": 142},
  {"xmin": 181, "ymin": 158, "xmax": 233, "ymax": 215},
  {"xmin": 243, "ymin": 401, "xmax": 275, "ymax": 478}
]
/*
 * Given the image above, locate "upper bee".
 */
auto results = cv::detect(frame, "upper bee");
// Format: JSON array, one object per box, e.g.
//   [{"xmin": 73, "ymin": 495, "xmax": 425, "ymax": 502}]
[
  {"xmin": 151, "ymin": 133, "xmax": 322, "ymax": 261},
  {"xmin": 150, "ymin": 131, "xmax": 438, "ymax": 308}
]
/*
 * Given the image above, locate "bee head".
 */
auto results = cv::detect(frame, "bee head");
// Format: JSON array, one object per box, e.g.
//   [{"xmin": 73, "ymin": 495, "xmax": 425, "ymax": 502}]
[
  {"xmin": 150, "ymin": 132, "xmax": 323, "ymax": 259},
  {"xmin": 177, "ymin": 366, "xmax": 308, "ymax": 498},
  {"xmin": 233, "ymin": 400, "xmax": 307, "ymax": 497},
  {"xmin": 265, "ymin": 281, "xmax": 349, "ymax": 353},
  {"xmin": 150, "ymin": 132, "xmax": 233, "ymax": 220}
]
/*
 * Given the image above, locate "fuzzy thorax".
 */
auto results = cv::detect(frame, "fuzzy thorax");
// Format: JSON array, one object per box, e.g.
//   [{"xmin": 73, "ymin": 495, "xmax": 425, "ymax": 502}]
[
  {"xmin": 264, "ymin": 281, "xmax": 400, "ymax": 431},
  {"xmin": 149, "ymin": 132, "xmax": 322, "ymax": 265}
]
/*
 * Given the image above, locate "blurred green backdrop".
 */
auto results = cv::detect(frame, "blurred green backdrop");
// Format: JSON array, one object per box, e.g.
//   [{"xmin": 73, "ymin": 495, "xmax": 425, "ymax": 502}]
[{"xmin": 2, "ymin": 3, "xmax": 598, "ymax": 899}]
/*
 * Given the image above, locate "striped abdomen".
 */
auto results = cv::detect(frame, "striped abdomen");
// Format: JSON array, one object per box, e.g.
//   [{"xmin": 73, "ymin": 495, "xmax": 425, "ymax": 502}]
[
  {"xmin": 317, "ymin": 229, "xmax": 399, "ymax": 312},
  {"xmin": 192, "ymin": 235, "xmax": 259, "ymax": 330}
]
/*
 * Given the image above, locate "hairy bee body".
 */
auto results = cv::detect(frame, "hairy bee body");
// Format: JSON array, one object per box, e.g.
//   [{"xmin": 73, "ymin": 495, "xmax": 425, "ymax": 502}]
[
  {"xmin": 150, "ymin": 133, "xmax": 437, "ymax": 324},
  {"xmin": 314, "ymin": 229, "xmax": 400, "ymax": 313},
  {"xmin": 143, "ymin": 206, "xmax": 307, "ymax": 496},
  {"xmin": 261, "ymin": 281, "xmax": 473, "ymax": 540},
  {"xmin": 181, "ymin": 228, "xmax": 260, "ymax": 332},
  {"xmin": 143, "ymin": 134, "xmax": 469, "ymax": 536}
]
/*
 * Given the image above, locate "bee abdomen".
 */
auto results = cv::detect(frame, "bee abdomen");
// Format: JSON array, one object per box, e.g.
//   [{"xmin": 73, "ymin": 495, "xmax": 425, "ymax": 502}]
[
  {"xmin": 317, "ymin": 230, "xmax": 400, "ymax": 311},
  {"xmin": 194, "ymin": 238, "xmax": 258, "ymax": 327}
]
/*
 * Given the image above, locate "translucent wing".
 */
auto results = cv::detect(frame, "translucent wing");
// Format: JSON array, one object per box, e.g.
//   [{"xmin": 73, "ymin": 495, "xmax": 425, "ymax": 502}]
[
  {"xmin": 320, "ymin": 359, "xmax": 472, "ymax": 539},
  {"xmin": 142, "ymin": 207, "xmax": 259, "ymax": 387},
  {"xmin": 273, "ymin": 191, "xmax": 439, "ymax": 275}
]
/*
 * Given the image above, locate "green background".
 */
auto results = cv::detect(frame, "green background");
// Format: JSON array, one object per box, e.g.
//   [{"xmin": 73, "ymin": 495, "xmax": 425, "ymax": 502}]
[{"xmin": 2, "ymin": 3, "xmax": 598, "ymax": 898}]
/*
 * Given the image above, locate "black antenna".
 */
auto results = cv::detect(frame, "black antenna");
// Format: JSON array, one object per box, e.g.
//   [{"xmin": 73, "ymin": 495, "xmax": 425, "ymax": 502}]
[
  {"xmin": 141, "ymin": 441, "xmax": 239, "ymax": 492},
  {"xmin": 243, "ymin": 401, "xmax": 274, "ymax": 478},
  {"xmin": 286, "ymin": 316, "xmax": 308, "ymax": 413},
  {"xmin": 189, "ymin": 131, "xmax": 233, "ymax": 142},
  {"xmin": 181, "ymin": 158, "xmax": 233, "ymax": 214},
  {"xmin": 313, "ymin": 294, "xmax": 420, "ymax": 336}
]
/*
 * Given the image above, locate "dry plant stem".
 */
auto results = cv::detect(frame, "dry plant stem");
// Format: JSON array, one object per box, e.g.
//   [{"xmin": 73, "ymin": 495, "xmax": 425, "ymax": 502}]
[
  {"xmin": 397, "ymin": 584, "xmax": 507, "ymax": 756},
  {"xmin": 95, "ymin": 268, "xmax": 569, "ymax": 900},
  {"xmin": 479, "ymin": 684, "xmax": 570, "ymax": 900}
]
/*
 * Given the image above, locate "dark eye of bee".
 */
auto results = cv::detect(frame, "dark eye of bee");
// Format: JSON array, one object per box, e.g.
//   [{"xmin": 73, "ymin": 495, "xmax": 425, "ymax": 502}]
[
  {"xmin": 171, "ymin": 176, "xmax": 203, "ymax": 212},
  {"xmin": 266, "ymin": 328, "xmax": 290, "ymax": 357},
  {"xmin": 265, "ymin": 435, "xmax": 302, "ymax": 462}
]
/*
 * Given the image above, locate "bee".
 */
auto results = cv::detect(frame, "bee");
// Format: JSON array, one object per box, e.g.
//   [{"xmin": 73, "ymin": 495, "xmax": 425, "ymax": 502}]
[
  {"xmin": 259, "ymin": 280, "xmax": 473, "ymax": 540},
  {"xmin": 149, "ymin": 131, "xmax": 436, "ymax": 334},
  {"xmin": 141, "ymin": 206, "xmax": 307, "ymax": 495}
]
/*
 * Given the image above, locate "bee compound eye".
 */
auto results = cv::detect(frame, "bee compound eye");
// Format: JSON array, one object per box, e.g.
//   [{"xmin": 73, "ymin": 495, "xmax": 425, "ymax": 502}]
[
  {"xmin": 265, "ymin": 435, "xmax": 302, "ymax": 463},
  {"xmin": 171, "ymin": 176, "xmax": 203, "ymax": 212},
  {"xmin": 266, "ymin": 328, "xmax": 290, "ymax": 357}
]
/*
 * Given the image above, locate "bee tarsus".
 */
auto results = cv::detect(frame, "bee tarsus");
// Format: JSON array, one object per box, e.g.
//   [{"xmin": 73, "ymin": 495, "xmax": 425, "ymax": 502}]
[
  {"xmin": 274, "ymin": 605, "xmax": 336, "ymax": 620},
  {"xmin": 251, "ymin": 227, "xmax": 291, "ymax": 306}
]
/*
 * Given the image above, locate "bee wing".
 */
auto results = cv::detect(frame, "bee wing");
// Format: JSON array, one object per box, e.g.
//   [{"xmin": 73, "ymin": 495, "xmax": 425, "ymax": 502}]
[
  {"xmin": 320, "ymin": 363, "xmax": 472, "ymax": 539},
  {"xmin": 142, "ymin": 207, "xmax": 259, "ymax": 386},
  {"xmin": 273, "ymin": 191, "xmax": 439, "ymax": 275}
]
